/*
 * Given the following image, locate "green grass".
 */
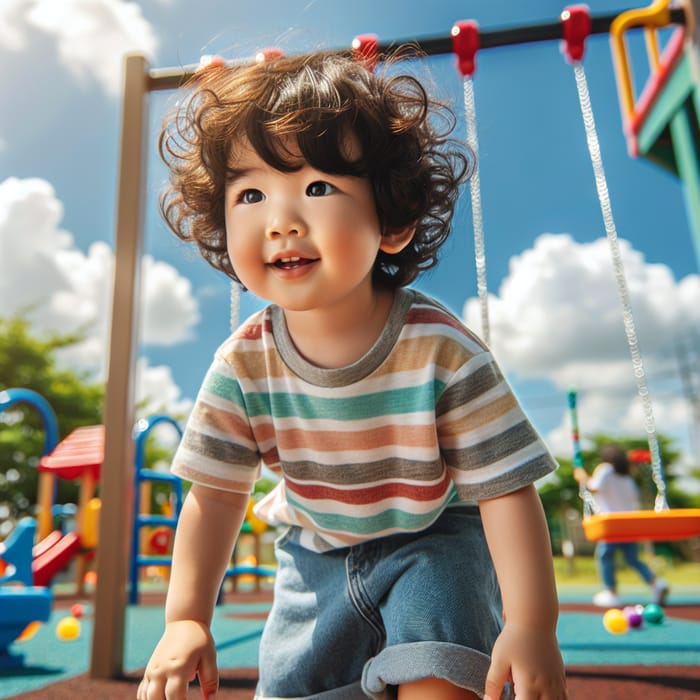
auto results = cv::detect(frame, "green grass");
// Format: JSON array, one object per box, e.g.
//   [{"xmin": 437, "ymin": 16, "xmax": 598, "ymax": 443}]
[{"xmin": 553, "ymin": 554, "xmax": 700, "ymax": 587}]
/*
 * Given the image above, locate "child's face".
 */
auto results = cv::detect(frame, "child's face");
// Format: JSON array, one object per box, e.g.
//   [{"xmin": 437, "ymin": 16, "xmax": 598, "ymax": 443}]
[{"xmin": 224, "ymin": 138, "xmax": 384, "ymax": 313}]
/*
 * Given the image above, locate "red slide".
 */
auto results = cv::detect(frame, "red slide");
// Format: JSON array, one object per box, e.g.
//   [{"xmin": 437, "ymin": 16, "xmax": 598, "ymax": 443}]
[{"xmin": 32, "ymin": 531, "xmax": 81, "ymax": 587}]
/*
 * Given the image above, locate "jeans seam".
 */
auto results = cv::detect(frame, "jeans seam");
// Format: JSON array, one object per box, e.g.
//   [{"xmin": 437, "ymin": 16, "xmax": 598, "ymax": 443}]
[{"xmin": 345, "ymin": 551, "xmax": 385, "ymax": 652}]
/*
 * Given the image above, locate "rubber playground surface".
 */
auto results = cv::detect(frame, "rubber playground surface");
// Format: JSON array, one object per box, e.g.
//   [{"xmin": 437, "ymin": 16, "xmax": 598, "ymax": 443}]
[{"xmin": 1, "ymin": 584, "xmax": 699, "ymax": 699}]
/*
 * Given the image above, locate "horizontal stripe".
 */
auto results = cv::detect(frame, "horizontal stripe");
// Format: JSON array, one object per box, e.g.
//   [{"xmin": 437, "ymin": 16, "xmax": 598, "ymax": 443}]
[
  {"xmin": 202, "ymin": 371, "xmax": 247, "ymax": 408},
  {"xmin": 282, "ymin": 457, "xmax": 446, "ymax": 485},
  {"xmin": 244, "ymin": 381, "xmax": 445, "ymax": 420},
  {"xmin": 276, "ymin": 423, "xmax": 437, "ymax": 452},
  {"xmin": 189, "ymin": 402, "xmax": 255, "ymax": 445},
  {"xmin": 172, "ymin": 455, "xmax": 259, "ymax": 487},
  {"xmin": 239, "ymin": 363, "xmax": 449, "ymax": 399},
  {"xmin": 437, "ymin": 386, "xmax": 517, "ymax": 438},
  {"xmin": 453, "ymin": 454, "xmax": 557, "ymax": 501},
  {"xmin": 448, "ymin": 441, "xmax": 553, "ymax": 488},
  {"xmin": 253, "ymin": 409, "xmax": 436, "ymax": 433},
  {"xmin": 181, "ymin": 431, "xmax": 259, "ymax": 467},
  {"xmin": 284, "ymin": 470, "xmax": 452, "ymax": 506},
  {"xmin": 279, "ymin": 444, "xmax": 439, "ymax": 465},
  {"xmin": 286, "ymin": 491, "xmax": 448, "ymax": 535},
  {"xmin": 436, "ymin": 360, "xmax": 504, "ymax": 417},
  {"xmin": 443, "ymin": 420, "xmax": 544, "ymax": 471}
]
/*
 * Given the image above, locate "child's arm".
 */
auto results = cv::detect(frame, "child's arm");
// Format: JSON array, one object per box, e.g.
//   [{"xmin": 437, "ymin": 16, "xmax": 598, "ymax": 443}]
[
  {"xmin": 137, "ymin": 484, "xmax": 249, "ymax": 700},
  {"xmin": 573, "ymin": 466, "xmax": 591, "ymax": 487},
  {"xmin": 479, "ymin": 484, "xmax": 568, "ymax": 700}
]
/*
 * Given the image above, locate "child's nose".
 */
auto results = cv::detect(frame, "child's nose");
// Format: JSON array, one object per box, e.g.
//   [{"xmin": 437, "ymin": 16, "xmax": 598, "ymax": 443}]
[{"xmin": 265, "ymin": 223, "xmax": 306, "ymax": 240}]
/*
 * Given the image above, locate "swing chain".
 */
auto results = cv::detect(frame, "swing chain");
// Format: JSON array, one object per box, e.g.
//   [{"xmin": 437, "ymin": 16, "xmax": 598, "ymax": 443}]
[
  {"xmin": 230, "ymin": 280, "xmax": 241, "ymax": 333},
  {"xmin": 462, "ymin": 76, "xmax": 491, "ymax": 347},
  {"xmin": 571, "ymin": 60, "xmax": 669, "ymax": 511}
]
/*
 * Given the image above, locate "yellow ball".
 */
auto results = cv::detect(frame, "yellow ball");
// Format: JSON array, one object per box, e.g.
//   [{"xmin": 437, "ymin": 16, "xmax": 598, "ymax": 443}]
[
  {"xmin": 603, "ymin": 608, "xmax": 628, "ymax": 635},
  {"xmin": 56, "ymin": 616, "xmax": 81, "ymax": 641}
]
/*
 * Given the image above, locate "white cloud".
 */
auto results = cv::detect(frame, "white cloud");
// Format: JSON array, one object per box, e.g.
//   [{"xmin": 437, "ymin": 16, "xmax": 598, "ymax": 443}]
[
  {"xmin": 135, "ymin": 358, "xmax": 192, "ymax": 419},
  {"xmin": 0, "ymin": 0, "xmax": 27, "ymax": 51},
  {"xmin": 465, "ymin": 234, "xmax": 700, "ymax": 384},
  {"xmin": 0, "ymin": 0, "xmax": 157, "ymax": 96},
  {"xmin": 463, "ymin": 233, "xmax": 700, "ymax": 466},
  {"xmin": 0, "ymin": 176, "xmax": 199, "ymax": 415},
  {"xmin": 141, "ymin": 257, "xmax": 200, "ymax": 345}
]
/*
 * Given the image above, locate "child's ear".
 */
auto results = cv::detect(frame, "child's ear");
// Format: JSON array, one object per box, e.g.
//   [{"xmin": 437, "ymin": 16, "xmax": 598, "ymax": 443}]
[{"xmin": 379, "ymin": 225, "xmax": 416, "ymax": 255}]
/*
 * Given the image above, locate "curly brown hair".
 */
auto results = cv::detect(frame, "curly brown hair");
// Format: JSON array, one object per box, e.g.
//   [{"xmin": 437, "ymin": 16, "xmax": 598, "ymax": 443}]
[{"xmin": 159, "ymin": 49, "xmax": 472, "ymax": 288}]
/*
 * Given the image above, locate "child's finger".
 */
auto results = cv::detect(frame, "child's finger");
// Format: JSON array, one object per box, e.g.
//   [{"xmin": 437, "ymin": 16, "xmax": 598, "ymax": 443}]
[
  {"xmin": 197, "ymin": 654, "xmax": 219, "ymax": 699},
  {"xmin": 483, "ymin": 662, "xmax": 508, "ymax": 700}
]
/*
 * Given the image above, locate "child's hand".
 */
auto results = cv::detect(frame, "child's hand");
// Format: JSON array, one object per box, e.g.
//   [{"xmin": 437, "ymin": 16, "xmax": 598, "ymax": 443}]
[
  {"xmin": 484, "ymin": 622, "xmax": 567, "ymax": 700},
  {"xmin": 137, "ymin": 619, "xmax": 218, "ymax": 699},
  {"xmin": 573, "ymin": 467, "xmax": 588, "ymax": 485}
]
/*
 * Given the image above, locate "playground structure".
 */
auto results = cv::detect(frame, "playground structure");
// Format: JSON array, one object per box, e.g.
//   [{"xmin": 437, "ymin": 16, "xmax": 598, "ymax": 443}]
[
  {"xmin": 0, "ymin": 0, "xmax": 677, "ymax": 682},
  {"xmin": 610, "ymin": 0, "xmax": 700, "ymax": 243},
  {"xmin": 0, "ymin": 389, "xmax": 101, "ymax": 592},
  {"xmin": 0, "ymin": 517, "xmax": 52, "ymax": 668},
  {"xmin": 129, "ymin": 413, "xmax": 184, "ymax": 605},
  {"xmin": 0, "ymin": 389, "xmax": 275, "ymax": 611}
]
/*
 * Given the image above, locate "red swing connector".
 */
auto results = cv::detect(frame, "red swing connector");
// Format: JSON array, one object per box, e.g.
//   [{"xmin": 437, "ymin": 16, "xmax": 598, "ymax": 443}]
[
  {"xmin": 451, "ymin": 20, "xmax": 480, "ymax": 77},
  {"xmin": 352, "ymin": 34, "xmax": 379, "ymax": 72},
  {"xmin": 561, "ymin": 5, "xmax": 591, "ymax": 63},
  {"xmin": 255, "ymin": 47, "xmax": 285, "ymax": 63}
]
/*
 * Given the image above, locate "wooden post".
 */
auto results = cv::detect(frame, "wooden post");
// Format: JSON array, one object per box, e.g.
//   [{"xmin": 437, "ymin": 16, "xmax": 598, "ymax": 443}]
[
  {"xmin": 90, "ymin": 53, "xmax": 148, "ymax": 679},
  {"xmin": 36, "ymin": 472, "xmax": 55, "ymax": 540}
]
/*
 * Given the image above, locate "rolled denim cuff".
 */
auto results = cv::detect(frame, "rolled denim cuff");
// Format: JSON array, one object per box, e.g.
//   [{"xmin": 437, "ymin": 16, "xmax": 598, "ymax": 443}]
[{"xmin": 362, "ymin": 641, "xmax": 511, "ymax": 700}]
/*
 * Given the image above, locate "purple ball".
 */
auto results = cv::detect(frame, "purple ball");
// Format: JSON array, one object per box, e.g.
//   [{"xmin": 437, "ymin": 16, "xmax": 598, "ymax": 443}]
[{"xmin": 623, "ymin": 605, "xmax": 644, "ymax": 628}]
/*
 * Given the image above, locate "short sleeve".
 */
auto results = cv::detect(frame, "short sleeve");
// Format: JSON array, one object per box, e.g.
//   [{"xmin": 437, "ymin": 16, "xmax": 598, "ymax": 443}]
[
  {"xmin": 171, "ymin": 354, "xmax": 261, "ymax": 493},
  {"xmin": 437, "ymin": 350, "xmax": 557, "ymax": 501}
]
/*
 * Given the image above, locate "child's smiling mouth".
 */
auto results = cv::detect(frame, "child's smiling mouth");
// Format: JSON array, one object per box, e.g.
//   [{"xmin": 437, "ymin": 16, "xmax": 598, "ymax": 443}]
[{"xmin": 269, "ymin": 256, "xmax": 320, "ymax": 270}]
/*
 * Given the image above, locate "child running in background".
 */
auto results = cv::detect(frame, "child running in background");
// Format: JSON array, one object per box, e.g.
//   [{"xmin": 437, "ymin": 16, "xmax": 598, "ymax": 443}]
[
  {"xmin": 575, "ymin": 443, "xmax": 669, "ymax": 608},
  {"xmin": 138, "ymin": 49, "xmax": 568, "ymax": 700}
]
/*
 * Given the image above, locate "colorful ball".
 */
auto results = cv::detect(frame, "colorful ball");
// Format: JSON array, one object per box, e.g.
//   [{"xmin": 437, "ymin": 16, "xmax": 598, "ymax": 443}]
[
  {"xmin": 642, "ymin": 603, "xmax": 665, "ymax": 625},
  {"xmin": 70, "ymin": 603, "xmax": 84, "ymax": 618},
  {"xmin": 56, "ymin": 616, "xmax": 81, "ymax": 641},
  {"xmin": 603, "ymin": 608, "xmax": 628, "ymax": 635},
  {"xmin": 623, "ymin": 605, "xmax": 644, "ymax": 629}
]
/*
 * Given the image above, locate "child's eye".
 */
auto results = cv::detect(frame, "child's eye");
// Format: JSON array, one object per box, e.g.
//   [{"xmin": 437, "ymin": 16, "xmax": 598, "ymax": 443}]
[
  {"xmin": 306, "ymin": 181, "xmax": 336, "ymax": 197},
  {"xmin": 239, "ymin": 189, "xmax": 264, "ymax": 204}
]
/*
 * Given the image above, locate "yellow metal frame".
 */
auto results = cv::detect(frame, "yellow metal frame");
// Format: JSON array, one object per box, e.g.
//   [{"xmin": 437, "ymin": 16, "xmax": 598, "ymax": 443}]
[{"xmin": 610, "ymin": 0, "xmax": 676, "ymax": 128}]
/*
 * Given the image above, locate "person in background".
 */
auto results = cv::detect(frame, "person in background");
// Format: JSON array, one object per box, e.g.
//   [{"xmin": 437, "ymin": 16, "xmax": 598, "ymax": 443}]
[{"xmin": 575, "ymin": 443, "xmax": 669, "ymax": 608}]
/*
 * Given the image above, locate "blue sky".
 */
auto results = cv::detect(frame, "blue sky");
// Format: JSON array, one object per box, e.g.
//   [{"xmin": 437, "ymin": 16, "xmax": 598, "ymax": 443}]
[{"xmin": 1, "ymin": 0, "xmax": 699, "ymax": 485}]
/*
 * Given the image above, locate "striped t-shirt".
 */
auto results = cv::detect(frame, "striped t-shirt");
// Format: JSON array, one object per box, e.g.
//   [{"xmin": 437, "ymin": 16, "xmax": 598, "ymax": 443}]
[{"xmin": 172, "ymin": 288, "xmax": 557, "ymax": 551}]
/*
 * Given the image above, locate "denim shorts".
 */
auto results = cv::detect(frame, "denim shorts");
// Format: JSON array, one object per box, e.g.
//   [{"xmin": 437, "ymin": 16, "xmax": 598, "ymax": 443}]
[{"xmin": 254, "ymin": 505, "xmax": 510, "ymax": 700}]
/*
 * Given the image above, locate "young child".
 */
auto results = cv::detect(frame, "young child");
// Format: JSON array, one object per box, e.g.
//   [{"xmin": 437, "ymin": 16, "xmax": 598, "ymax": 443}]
[
  {"xmin": 574, "ymin": 444, "xmax": 669, "ymax": 608},
  {"xmin": 138, "ymin": 50, "xmax": 567, "ymax": 700}
]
